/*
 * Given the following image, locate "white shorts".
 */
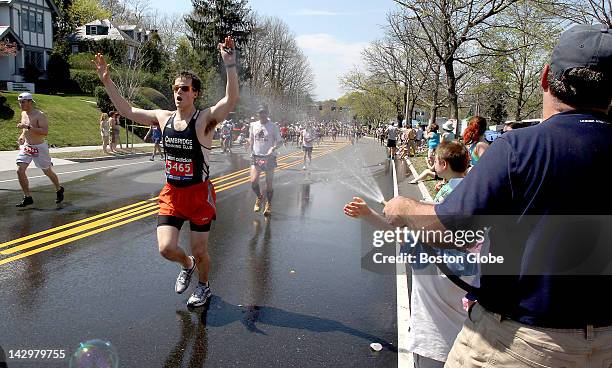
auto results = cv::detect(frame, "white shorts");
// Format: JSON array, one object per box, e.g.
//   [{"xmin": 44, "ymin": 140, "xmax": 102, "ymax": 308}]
[{"xmin": 16, "ymin": 142, "xmax": 53, "ymax": 170}]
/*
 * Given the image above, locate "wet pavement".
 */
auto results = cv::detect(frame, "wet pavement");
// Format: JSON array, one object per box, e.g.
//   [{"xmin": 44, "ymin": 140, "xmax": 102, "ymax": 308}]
[{"xmin": 0, "ymin": 138, "xmax": 399, "ymax": 368}]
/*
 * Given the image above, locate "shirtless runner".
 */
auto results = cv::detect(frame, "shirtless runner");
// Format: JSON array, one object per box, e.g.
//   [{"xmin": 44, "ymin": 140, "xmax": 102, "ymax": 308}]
[{"xmin": 15, "ymin": 92, "xmax": 64, "ymax": 207}]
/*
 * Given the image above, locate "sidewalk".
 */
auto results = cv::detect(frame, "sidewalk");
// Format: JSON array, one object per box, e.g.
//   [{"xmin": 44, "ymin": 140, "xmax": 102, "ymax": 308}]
[{"xmin": 0, "ymin": 143, "xmax": 154, "ymax": 173}]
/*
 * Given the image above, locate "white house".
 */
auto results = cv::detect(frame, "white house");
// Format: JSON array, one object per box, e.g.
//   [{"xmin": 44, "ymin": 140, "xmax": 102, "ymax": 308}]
[
  {"xmin": 0, "ymin": 0, "xmax": 60, "ymax": 82},
  {"xmin": 68, "ymin": 19, "xmax": 155, "ymax": 62}
]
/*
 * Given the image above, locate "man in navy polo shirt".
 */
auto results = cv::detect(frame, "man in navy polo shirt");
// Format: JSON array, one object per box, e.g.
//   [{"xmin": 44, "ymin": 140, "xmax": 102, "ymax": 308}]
[{"xmin": 384, "ymin": 24, "xmax": 612, "ymax": 366}]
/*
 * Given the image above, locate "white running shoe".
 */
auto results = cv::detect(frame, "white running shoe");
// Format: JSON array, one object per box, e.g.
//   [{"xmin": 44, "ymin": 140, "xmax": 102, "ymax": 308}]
[
  {"xmin": 175, "ymin": 256, "xmax": 196, "ymax": 294},
  {"xmin": 187, "ymin": 282, "xmax": 212, "ymax": 307}
]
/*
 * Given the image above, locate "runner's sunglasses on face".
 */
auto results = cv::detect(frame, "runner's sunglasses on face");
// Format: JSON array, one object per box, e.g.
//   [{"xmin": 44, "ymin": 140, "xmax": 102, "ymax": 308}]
[{"xmin": 173, "ymin": 85, "xmax": 194, "ymax": 93}]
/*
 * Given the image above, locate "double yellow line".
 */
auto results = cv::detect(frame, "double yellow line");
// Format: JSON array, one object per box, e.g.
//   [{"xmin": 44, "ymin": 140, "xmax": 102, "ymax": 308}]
[{"xmin": 0, "ymin": 143, "xmax": 348, "ymax": 266}]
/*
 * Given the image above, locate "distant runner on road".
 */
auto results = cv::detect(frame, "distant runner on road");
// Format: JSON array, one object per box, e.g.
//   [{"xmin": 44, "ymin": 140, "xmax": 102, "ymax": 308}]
[
  {"xmin": 386, "ymin": 122, "xmax": 398, "ymax": 159},
  {"xmin": 301, "ymin": 123, "xmax": 315, "ymax": 170},
  {"xmin": 94, "ymin": 36, "xmax": 239, "ymax": 308},
  {"xmin": 14, "ymin": 92, "xmax": 64, "ymax": 207},
  {"xmin": 220, "ymin": 115, "xmax": 234, "ymax": 154},
  {"xmin": 247, "ymin": 104, "xmax": 282, "ymax": 217}
]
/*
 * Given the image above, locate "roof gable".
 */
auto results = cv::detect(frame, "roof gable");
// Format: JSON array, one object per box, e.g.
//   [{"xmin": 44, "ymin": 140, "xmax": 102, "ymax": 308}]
[
  {"xmin": 0, "ymin": 0, "xmax": 60, "ymax": 15},
  {"xmin": 69, "ymin": 19, "xmax": 140, "ymax": 46},
  {"xmin": 0, "ymin": 25, "xmax": 25, "ymax": 47}
]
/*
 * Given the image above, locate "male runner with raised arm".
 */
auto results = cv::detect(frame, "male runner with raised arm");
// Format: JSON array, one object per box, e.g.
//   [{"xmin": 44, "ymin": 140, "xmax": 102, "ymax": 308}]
[
  {"xmin": 247, "ymin": 104, "xmax": 282, "ymax": 217},
  {"xmin": 94, "ymin": 36, "xmax": 238, "ymax": 307}
]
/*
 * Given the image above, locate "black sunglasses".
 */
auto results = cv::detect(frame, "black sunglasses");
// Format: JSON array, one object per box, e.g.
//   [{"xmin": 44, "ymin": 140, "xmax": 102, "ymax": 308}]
[{"xmin": 172, "ymin": 85, "xmax": 194, "ymax": 93}]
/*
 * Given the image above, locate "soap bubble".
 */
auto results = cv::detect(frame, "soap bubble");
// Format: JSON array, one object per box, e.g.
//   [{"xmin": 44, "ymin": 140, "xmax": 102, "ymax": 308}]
[{"xmin": 69, "ymin": 339, "xmax": 118, "ymax": 368}]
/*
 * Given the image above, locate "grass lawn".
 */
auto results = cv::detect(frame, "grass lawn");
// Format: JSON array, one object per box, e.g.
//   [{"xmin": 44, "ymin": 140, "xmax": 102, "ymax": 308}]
[
  {"xmin": 0, "ymin": 92, "xmax": 143, "ymax": 151},
  {"xmin": 408, "ymin": 151, "xmax": 440, "ymax": 197}
]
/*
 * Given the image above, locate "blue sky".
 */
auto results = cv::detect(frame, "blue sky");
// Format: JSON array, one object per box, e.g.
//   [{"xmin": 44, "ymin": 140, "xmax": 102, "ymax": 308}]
[{"xmin": 146, "ymin": 0, "xmax": 395, "ymax": 100}]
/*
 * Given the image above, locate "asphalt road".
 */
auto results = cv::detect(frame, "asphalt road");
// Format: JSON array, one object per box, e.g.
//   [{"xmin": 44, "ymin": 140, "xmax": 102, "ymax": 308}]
[{"xmin": 0, "ymin": 137, "xmax": 399, "ymax": 368}]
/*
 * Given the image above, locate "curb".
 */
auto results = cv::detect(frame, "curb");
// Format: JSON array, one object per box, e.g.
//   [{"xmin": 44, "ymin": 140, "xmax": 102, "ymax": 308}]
[
  {"xmin": 392, "ymin": 160, "xmax": 414, "ymax": 368},
  {"xmin": 60, "ymin": 145, "xmax": 223, "ymax": 163},
  {"xmin": 404, "ymin": 157, "xmax": 434, "ymax": 202},
  {"xmin": 68, "ymin": 152, "xmax": 152, "ymax": 163}
]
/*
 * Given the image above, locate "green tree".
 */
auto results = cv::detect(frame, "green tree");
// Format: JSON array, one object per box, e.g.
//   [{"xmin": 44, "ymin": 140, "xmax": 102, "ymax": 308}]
[
  {"xmin": 0, "ymin": 93, "xmax": 15, "ymax": 120},
  {"xmin": 173, "ymin": 36, "xmax": 202, "ymax": 74},
  {"xmin": 171, "ymin": 37, "xmax": 215, "ymax": 102},
  {"xmin": 70, "ymin": 0, "xmax": 111, "ymax": 26},
  {"xmin": 141, "ymin": 32, "xmax": 168, "ymax": 74},
  {"xmin": 95, "ymin": 86, "xmax": 113, "ymax": 112},
  {"xmin": 53, "ymin": 0, "xmax": 76, "ymax": 41},
  {"xmin": 394, "ymin": 0, "xmax": 521, "ymax": 131},
  {"xmin": 336, "ymin": 91, "xmax": 395, "ymax": 126},
  {"xmin": 340, "ymin": 69, "xmax": 405, "ymax": 125},
  {"xmin": 488, "ymin": 102, "xmax": 508, "ymax": 125},
  {"xmin": 185, "ymin": 0, "xmax": 251, "ymax": 70}
]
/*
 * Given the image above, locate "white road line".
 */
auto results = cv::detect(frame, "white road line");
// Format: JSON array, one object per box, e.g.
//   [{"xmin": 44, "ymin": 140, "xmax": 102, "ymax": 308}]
[
  {"xmin": 393, "ymin": 160, "xmax": 413, "ymax": 368},
  {"xmin": 0, "ymin": 161, "xmax": 151, "ymax": 184}
]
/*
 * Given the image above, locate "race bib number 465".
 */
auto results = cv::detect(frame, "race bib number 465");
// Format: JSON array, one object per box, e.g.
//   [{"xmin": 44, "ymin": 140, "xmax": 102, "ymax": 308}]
[{"xmin": 166, "ymin": 159, "xmax": 193, "ymax": 178}]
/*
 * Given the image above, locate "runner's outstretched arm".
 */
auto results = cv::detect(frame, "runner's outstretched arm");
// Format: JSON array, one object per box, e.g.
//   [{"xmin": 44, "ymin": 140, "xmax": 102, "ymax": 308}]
[
  {"xmin": 210, "ymin": 36, "xmax": 239, "ymax": 130},
  {"xmin": 93, "ymin": 53, "xmax": 167, "ymax": 126}
]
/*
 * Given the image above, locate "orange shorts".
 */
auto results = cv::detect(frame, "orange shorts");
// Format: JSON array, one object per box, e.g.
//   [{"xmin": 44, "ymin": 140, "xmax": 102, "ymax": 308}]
[{"xmin": 158, "ymin": 181, "xmax": 216, "ymax": 227}]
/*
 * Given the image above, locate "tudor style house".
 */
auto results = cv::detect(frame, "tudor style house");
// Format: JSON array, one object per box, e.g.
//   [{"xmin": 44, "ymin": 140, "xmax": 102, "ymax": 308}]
[{"xmin": 0, "ymin": 0, "xmax": 60, "ymax": 83}]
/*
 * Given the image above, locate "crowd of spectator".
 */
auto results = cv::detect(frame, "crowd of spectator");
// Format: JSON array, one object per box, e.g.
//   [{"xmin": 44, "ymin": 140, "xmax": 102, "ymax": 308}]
[
  {"xmin": 213, "ymin": 116, "xmax": 371, "ymax": 151},
  {"xmin": 348, "ymin": 23, "xmax": 612, "ymax": 368}
]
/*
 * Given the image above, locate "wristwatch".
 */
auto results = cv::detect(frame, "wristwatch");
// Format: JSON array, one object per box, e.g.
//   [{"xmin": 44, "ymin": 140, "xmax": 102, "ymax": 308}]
[{"xmin": 26, "ymin": 125, "xmax": 31, "ymax": 130}]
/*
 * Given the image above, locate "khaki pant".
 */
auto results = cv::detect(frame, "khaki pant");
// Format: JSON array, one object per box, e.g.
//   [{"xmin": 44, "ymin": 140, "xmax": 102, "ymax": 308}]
[
  {"xmin": 408, "ymin": 140, "xmax": 417, "ymax": 156},
  {"xmin": 415, "ymin": 354, "xmax": 445, "ymax": 368},
  {"xmin": 445, "ymin": 304, "xmax": 612, "ymax": 368}
]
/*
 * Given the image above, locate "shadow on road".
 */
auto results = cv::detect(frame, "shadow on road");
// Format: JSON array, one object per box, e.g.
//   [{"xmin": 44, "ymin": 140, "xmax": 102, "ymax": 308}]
[{"xmin": 197, "ymin": 296, "xmax": 397, "ymax": 352}]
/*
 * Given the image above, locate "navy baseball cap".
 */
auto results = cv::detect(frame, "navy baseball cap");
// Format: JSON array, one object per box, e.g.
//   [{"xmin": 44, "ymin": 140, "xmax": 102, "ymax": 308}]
[{"xmin": 550, "ymin": 24, "xmax": 612, "ymax": 79}]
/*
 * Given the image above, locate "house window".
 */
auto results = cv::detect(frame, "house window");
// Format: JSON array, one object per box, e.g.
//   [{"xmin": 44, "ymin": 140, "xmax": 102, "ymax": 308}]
[
  {"xmin": 21, "ymin": 11, "xmax": 28, "ymax": 32},
  {"xmin": 21, "ymin": 9, "xmax": 44, "ymax": 33},
  {"xmin": 91, "ymin": 26, "xmax": 98, "ymax": 35},
  {"xmin": 29, "ymin": 11, "xmax": 36, "ymax": 32},
  {"xmin": 25, "ymin": 50, "xmax": 44, "ymax": 70},
  {"xmin": 36, "ymin": 13, "xmax": 43, "ymax": 33}
]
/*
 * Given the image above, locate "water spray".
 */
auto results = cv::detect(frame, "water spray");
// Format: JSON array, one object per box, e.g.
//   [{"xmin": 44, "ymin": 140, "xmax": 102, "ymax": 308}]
[{"xmin": 380, "ymin": 199, "xmax": 387, "ymax": 206}]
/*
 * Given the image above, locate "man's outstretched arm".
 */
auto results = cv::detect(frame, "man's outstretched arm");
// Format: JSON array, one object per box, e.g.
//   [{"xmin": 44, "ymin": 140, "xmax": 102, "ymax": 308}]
[
  {"xmin": 384, "ymin": 196, "xmax": 440, "ymax": 228},
  {"xmin": 210, "ymin": 36, "xmax": 240, "ymax": 129},
  {"xmin": 93, "ymin": 53, "xmax": 167, "ymax": 126},
  {"xmin": 383, "ymin": 196, "xmax": 461, "ymax": 248}
]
